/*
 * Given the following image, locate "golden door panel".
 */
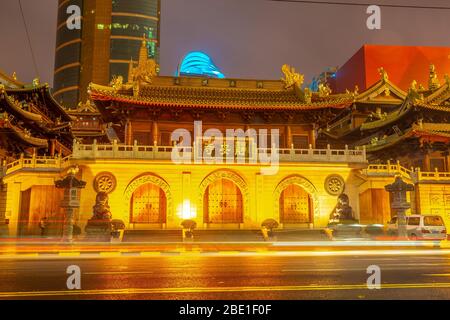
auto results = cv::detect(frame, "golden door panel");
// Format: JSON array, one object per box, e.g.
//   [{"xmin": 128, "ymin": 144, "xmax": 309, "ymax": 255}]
[
  {"xmin": 280, "ymin": 184, "xmax": 311, "ymax": 224},
  {"xmin": 204, "ymin": 178, "xmax": 243, "ymax": 224},
  {"xmin": 131, "ymin": 183, "xmax": 166, "ymax": 224}
]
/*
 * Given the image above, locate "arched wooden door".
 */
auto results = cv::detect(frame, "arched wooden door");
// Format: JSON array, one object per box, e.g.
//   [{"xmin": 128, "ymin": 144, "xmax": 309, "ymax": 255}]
[
  {"xmin": 279, "ymin": 184, "xmax": 312, "ymax": 224},
  {"xmin": 204, "ymin": 178, "xmax": 243, "ymax": 224},
  {"xmin": 130, "ymin": 183, "xmax": 167, "ymax": 224}
]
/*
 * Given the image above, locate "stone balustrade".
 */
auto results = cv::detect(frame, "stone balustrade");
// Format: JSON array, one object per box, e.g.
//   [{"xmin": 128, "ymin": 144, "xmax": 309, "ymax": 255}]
[
  {"xmin": 3, "ymin": 154, "xmax": 71, "ymax": 175},
  {"xmin": 411, "ymin": 168, "xmax": 450, "ymax": 183},
  {"xmin": 364, "ymin": 160, "xmax": 450, "ymax": 183},
  {"xmin": 71, "ymin": 140, "xmax": 367, "ymax": 164},
  {"xmin": 363, "ymin": 160, "xmax": 413, "ymax": 179}
]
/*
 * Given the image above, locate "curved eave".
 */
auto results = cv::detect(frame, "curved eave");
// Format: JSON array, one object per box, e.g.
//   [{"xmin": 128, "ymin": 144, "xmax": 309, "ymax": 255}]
[
  {"xmin": 363, "ymin": 129, "xmax": 413, "ymax": 153},
  {"xmin": 50, "ymin": 122, "xmax": 72, "ymax": 132},
  {"xmin": 319, "ymin": 126, "xmax": 361, "ymax": 140},
  {"xmin": 1, "ymin": 94, "xmax": 43, "ymax": 122},
  {"xmin": 89, "ymin": 91, "xmax": 353, "ymax": 111},
  {"xmin": 72, "ymin": 131, "xmax": 106, "ymax": 137},
  {"xmin": 6, "ymin": 84, "xmax": 73, "ymax": 122},
  {"xmin": 412, "ymin": 127, "xmax": 450, "ymax": 143},
  {"xmin": 5, "ymin": 84, "xmax": 48, "ymax": 94},
  {"xmin": 0, "ymin": 122, "xmax": 48, "ymax": 148},
  {"xmin": 42, "ymin": 86, "xmax": 73, "ymax": 122},
  {"xmin": 424, "ymin": 83, "xmax": 450, "ymax": 104},
  {"xmin": 355, "ymin": 97, "xmax": 404, "ymax": 105},
  {"xmin": 360, "ymin": 100, "xmax": 413, "ymax": 132},
  {"xmin": 362, "ymin": 127, "xmax": 450, "ymax": 153},
  {"xmin": 415, "ymin": 102, "xmax": 450, "ymax": 113},
  {"xmin": 0, "ymin": 70, "xmax": 25, "ymax": 88}
]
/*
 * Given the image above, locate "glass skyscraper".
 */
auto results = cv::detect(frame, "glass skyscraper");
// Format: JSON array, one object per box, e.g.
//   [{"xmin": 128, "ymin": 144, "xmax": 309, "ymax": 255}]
[{"xmin": 54, "ymin": 0, "xmax": 161, "ymax": 108}]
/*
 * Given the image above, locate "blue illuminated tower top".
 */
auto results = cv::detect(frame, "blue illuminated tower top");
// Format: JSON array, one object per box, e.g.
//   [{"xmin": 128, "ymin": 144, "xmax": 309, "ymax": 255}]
[{"xmin": 176, "ymin": 52, "xmax": 225, "ymax": 78}]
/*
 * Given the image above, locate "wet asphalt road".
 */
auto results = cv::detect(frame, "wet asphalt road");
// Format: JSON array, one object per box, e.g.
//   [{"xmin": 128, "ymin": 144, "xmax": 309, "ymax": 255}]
[{"xmin": 1, "ymin": 251, "xmax": 450, "ymax": 299}]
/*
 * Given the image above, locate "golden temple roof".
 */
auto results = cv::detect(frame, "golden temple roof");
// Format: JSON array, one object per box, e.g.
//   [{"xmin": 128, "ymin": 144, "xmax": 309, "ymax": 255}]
[
  {"xmin": 354, "ymin": 72, "xmax": 407, "ymax": 105},
  {"xmin": 89, "ymin": 74, "xmax": 355, "ymax": 111}
]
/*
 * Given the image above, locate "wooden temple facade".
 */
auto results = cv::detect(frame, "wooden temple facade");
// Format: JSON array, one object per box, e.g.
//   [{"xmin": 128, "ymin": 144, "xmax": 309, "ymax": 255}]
[
  {"xmin": 0, "ymin": 71, "xmax": 74, "ymax": 235},
  {"xmin": 321, "ymin": 67, "xmax": 450, "ymax": 224},
  {"xmin": 0, "ymin": 42, "xmax": 449, "ymax": 237}
]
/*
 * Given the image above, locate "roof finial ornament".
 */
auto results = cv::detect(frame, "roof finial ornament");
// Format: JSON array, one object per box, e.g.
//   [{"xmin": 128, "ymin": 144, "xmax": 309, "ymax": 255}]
[
  {"xmin": 378, "ymin": 67, "xmax": 388, "ymax": 82},
  {"xmin": 109, "ymin": 75, "xmax": 123, "ymax": 92},
  {"xmin": 127, "ymin": 34, "xmax": 158, "ymax": 86},
  {"xmin": 410, "ymin": 80, "xmax": 418, "ymax": 92},
  {"xmin": 409, "ymin": 80, "xmax": 423, "ymax": 102},
  {"xmin": 429, "ymin": 64, "xmax": 440, "ymax": 90},
  {"xmin": 281, "ymin": 64, "xmax": 304, "ymax": 89},
  {"xmin": 304, "ymin": 88, "xmax": 312, "ymax": 103},
  {"xmin": 318, "ymin": 83, "xmax": 332, "ymax": 97},
  {"xmin": 445, "ymin": 74, "xmax": 450, "ymax": 86}
]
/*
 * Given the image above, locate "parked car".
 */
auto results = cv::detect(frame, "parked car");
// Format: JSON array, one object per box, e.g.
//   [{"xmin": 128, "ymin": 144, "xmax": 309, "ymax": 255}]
[{"xmin": 386, "ymin": 215, "xmax": 447, "ymax": 240}]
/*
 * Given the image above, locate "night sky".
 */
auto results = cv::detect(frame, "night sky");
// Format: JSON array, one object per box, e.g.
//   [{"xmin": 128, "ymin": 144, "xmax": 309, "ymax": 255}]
[{"xmin": 0, "ymin": 0, "xmax": 449, "ymax": 86}]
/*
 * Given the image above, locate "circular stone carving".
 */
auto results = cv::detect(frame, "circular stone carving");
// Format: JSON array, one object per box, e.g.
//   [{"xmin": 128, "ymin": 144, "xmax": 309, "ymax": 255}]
[
  {"xmin": 325, "ymin": 174, "xmax": 345, "ymax": 196},
  {"xmin": 94, "ymin": 172, "xmax": 117, "ymax": 194}
]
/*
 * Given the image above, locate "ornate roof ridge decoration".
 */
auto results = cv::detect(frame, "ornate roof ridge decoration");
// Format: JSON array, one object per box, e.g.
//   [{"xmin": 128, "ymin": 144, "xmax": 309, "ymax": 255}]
[
  {"xmin": 355, "ymin": 67, "xmax": 407, "ymax": 103},
  {"xmin": 429, "ymin": 64, "xmax": 441, "ymax": 90},
  {"xmin": 141, "ymin": 84, "xmax": 288, "ymax": 94},
  {"xmin": 423, "ymin": 77, "xmax": 450, "ymax": 105},
  {"xmin": 281, "ymin": 64, "xmax": 304, "ymax": 90},
  {"xmin": 89, "ymin": 83, "xmax": 354, "ymax": 110},
  {"xmin": 127, "ymin": 34, "xmax": 159, "ymax": 97},
  {"xmin": 5, "ymin": 83, "xmax": 48, "ymax": 93},
  {"xmin": 0, "ymin": 69, "xmax": 25, "ymax": 88},
  {"xmin": 70, "ymin": 99, "xmax": 100, "ymax": 114}
]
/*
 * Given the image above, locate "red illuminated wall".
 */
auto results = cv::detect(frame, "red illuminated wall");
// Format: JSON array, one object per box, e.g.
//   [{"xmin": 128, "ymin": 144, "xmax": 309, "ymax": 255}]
[{"xmin": 336, "ymin": 45, "xmax": 450, "ymax": 93}]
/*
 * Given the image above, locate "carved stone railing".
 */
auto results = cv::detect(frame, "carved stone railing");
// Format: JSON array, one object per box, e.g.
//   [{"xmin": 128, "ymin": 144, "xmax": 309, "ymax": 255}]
[
  {"xmin": 411, "ymin": 168, "xmax": 450, "ymax": 183},
  {"xmin": 4, "ymin": 154, "xmax": 71, "ymax": 176},
  {"xmin": 71, "ymin": 140, "xmax": 367, "ymax": 164},
  {"xmin": 363, "ymin": 161, "xmax": 450, "ymax": 183},
  {"xmin": 363, "ymin": 160, "xmax": 413, "ymax": 179}
]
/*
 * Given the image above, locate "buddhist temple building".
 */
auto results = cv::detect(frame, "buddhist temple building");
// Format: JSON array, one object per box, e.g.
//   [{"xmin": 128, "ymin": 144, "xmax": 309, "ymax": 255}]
[
  {"xmin": 320, "ymin": 66, "xmax": 450, "ymax": 225},
  {"xmin": 0, "ymin": 43, "xmax": 449, "ymax": 238},
  {"xmin": 68, "ymin": 100, "xmax": 109, "ymax": 144},
  {"xmin": 0, "ymin": 71, "xmax": 74, "ymax": 234},
  {"xmin": 0, "ymin": 74, "xmax": 73, "ymax": 161}
]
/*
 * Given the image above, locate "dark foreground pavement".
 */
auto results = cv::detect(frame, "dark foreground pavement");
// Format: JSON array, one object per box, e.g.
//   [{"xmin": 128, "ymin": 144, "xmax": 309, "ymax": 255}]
[{"xmin": 1, "ymin": 250, "xmax": 450, "ymax": 299}]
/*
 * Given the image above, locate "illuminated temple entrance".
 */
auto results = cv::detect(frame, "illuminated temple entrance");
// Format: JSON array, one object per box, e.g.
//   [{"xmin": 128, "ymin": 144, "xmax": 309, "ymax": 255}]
[
  {"xmin": 279, "ymin": 185, "xmax": 312, "ymax": 224},
  {"xmin": 130, "ymin": 183, "xmax": 167, "ymax": 225},
  {"xmin": 204, "ymin": 178, "xmax": 243, "ymax": 224}
]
